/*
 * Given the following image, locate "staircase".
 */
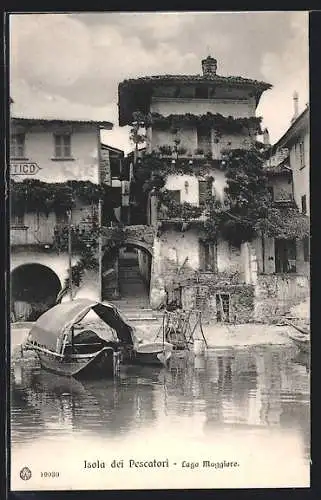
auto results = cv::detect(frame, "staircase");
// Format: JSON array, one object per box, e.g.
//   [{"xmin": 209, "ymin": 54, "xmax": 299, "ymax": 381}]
[{"xmin": 109, "ymin": 251, "xmax": 161, "ymax": 323}]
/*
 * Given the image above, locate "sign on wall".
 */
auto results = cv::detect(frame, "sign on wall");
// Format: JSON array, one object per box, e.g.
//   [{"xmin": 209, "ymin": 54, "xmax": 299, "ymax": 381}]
[{"xmin": 11, "ymin": 162, "xmax": 42, "ymax": 176}]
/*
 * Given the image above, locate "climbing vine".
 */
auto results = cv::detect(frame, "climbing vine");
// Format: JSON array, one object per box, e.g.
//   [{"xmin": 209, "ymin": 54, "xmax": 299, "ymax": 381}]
[
  {"xmin": 10, "ymin": 179, "xmax": 124, "ymax": 296},
  {"xmin": 10, "ymin": 179, "xmax": 119, "ymax": 216},
  {"xmin": 150, "ymin": 112, "xmax": 263, "ymax": 135},
  {"xmin": 133, "ymin": 144, "xmax": 309, "ymax": 246}
]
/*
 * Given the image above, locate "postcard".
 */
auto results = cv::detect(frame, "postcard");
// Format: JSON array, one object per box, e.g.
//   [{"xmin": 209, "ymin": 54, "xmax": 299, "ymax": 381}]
[{"xmin": 8, "ymin": 11, "xmax": 310, "ymax": 491}]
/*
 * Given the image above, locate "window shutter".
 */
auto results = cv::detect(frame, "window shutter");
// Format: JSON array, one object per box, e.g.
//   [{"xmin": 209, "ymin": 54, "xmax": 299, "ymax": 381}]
[
  {"xmin": 199, "ymin": 240, "xmax": 217, "ymax": 272},
  {"xmin": 198, "ymin": 180, "xmax": 208, "ymax": 205},
  {"xmin": 63, "ymin": 135, "xmax": 71, "ymax": 157},
  {"xmin": 55, "ymin": 135, "xmax": 62, "ymax": 157}
]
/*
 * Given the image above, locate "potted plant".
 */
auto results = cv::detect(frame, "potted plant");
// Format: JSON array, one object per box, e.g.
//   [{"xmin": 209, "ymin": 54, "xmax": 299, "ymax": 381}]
[
  {"xmin": 194, "ymin": 147, "xmax": 204, "ymax": 157},
  {"xmin": 159, "ymin": 144, "xmax": 173, "ymax": 156},
  {"xmin": 177, "ymin": 146, "xmax": 187, "ymax": 156}
]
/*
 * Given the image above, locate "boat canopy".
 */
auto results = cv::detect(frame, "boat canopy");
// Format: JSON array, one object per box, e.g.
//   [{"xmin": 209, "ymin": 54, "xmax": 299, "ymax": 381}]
[{"xmin": 27, "ymin": 299, "xmax": 134, "ymax": 353}]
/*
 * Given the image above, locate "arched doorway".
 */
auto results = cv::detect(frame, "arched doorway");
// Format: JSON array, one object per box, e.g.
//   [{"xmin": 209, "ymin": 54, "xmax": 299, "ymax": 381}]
[
  {"xmin": 11, "ymin": 264, "xmax": 61, "ymax": 321},
  {"xmin": 102, "ymin": 244, "xmax": 152, "ymax": 308}
]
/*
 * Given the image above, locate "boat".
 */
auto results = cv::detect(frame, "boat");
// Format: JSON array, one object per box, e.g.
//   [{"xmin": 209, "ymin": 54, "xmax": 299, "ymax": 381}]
[
  {"xmin": 288, "ymin": 331, "xmax": 310, "ymax": 354},
  {"xmin": 23, "ymin": 299, "xmax": 173, "ymax": 377},
  {"xmin": 284, "ymin": 318, "xmax": 310, "ymax": 354},
  {"xmin": 128, "ymin": 341, "xmax": 173, "ymax": 366}
]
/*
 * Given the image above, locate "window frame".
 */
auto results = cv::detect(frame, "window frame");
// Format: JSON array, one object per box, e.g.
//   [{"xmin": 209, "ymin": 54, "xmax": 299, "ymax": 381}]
[
  {"xmin": 53, "ymin": 133, "xmax": 72, "ymax": 160},
  {"xmin": 10, "ymin": 133, "xmax": 26, "ymax": 159},
  {"xmin": 199, "ymin": 239, "xmax": 217, "ymax": 272},
  {"xmin": 11, "ymin": 213, "xmax": 25, "ymax": 227},
  {"xmin": 298, "ymin": 141, "xmax": 305, "ymax": 169},
  {"xmin": 301, "ymin": 194, "xmax": 307, "ymax": 215},
  {"xmin": 274, "ymin": 238, "xmax": 297, "ymax": 274}
]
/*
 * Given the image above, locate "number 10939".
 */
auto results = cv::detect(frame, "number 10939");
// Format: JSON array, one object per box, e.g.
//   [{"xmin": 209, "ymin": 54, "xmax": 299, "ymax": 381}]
[{"xmin": 40, "ymin": 471, "xmax": 60, "ymax": 478}]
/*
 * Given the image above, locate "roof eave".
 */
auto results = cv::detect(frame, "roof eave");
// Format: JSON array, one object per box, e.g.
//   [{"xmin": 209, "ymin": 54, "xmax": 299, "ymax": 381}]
[
  {"xmin": 11, "ymin": 117, "xmax": 113, "ymax": 130},
  {"xmin": 272, "ymin": 107, "xmax": 309, "ymax": 151}
]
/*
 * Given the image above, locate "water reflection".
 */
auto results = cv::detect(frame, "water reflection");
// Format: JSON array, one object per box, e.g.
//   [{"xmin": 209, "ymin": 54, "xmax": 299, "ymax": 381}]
[{"xmin": 11, "ymin": 345, "xmax": 310, "ymax": 459}]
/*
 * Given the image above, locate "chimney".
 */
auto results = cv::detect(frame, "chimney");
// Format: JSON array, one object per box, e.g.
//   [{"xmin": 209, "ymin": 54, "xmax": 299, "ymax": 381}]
[
  {"xmin": 263, "ymin": 128, "xmax": 270, "ymax": 146},
  {"xmin": 292, "ymin": 91, "xmax": 299, "ymax": 122},
  {"xmin": 201, "ymin": 55, "xmax": 217, "ymax": 77}
]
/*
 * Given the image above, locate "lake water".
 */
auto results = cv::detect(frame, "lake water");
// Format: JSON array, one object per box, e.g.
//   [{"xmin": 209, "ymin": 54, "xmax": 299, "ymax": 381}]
[{"xmin": 10, "ymin": 344, "xmax": 310, "ymax": 490}]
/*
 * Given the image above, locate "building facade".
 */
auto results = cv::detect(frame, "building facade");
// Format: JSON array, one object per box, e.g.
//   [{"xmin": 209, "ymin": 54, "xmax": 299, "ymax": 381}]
[
  {"xmin": 10, "ymin": 116, "xmax": 113, "ymax": 320},
  {"xmin": 117, "ymin": 56, "xmax": 309, "ymax": 322}
]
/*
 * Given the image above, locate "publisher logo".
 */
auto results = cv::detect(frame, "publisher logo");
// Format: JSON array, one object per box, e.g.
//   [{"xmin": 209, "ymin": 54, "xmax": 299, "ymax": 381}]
[{"xmin": 20, "ymin": 467, "xmax": 32, "ymax": 481}]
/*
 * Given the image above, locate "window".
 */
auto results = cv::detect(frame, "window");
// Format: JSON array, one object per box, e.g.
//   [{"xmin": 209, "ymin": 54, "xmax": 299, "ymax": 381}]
[
  {"xmin": 303, "ymin": 236, "xmax": 310, "ymax": 262},
  {"xmin": 275, "ymin": 239, "xmax": 297, "ymax": 273},
  {"xmin": 10, "ymin": 133, "xmax": 25, "ymax": 158},
  {"xmin": 199, "ymin": 179, "xmax": 213, "ymax": 205},
  {"xmin": 197, "ymin": 125, "xmax": 212, "ymax": 154},
  {"xmin": 195, "ymin": 86, "xmax": 209, "ymax": 99},
  {"xmin": 199, "ymin": 240, "xmax": 217, "ymax": 272},
  {"xmin": 111, "ymin": 187, "xmax": 122, "ymax": 207},
  {"xmin": 54, "ymin": 134, "xmax": 71, "ymax": 158},
  {"xmin": 299, "ymin": 141, "xmax": 305, "ymax": 169},
  {"xmin": 11, "ymin": 213, "xmax": 24, "ymax": 226},
  {"xmin": 55, "ymin": 212, "xmax": 68, "ymax": 225},
  {"xmin": 110, "ymin": 157, "xmax": 121, "ymax": 178},
  {"xmin": 168, "ymin": 190, "xmax": 181, "ymax": 203},
  {"xmin": 301, "ymin": 194, "xmax": 307, "ymax": 215}
]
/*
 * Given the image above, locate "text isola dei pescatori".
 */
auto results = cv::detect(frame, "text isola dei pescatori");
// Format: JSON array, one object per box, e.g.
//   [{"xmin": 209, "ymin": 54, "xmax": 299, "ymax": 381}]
[{"xmin": 83, "ymin": 459, "xmax": 240, "ymax": 469}]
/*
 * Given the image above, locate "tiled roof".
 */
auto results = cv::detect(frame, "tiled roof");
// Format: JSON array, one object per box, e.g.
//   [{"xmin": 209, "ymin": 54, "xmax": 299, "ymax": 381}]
[
  {"xmin": 120, "ymin": 74, "xmax": 272, "ymax": 89},
  {"xmin": 271, "ymin": 105, "xmax": 309, "ymax": 152},
  {"xmin": 11, "ymin": 116, "xmax": 113, "ymax": 129},
  {"xmin": 118, "ymin": 72, "xmax": 271, "ymax": 126}
]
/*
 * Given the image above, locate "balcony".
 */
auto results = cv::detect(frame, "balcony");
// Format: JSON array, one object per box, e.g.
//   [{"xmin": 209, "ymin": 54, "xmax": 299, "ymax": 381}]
[{"xmin": 155, "ymin": 145, "xmax": 215, "ymax": 160}]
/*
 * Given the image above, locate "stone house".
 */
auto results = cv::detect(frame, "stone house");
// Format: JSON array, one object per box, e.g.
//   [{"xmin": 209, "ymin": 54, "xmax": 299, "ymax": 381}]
[
  {"xmin": 10, "ymin": 115, "xmax": 113, "ymax": 320},
  {"xmin": 253, "ymin": 102, "xmax": 310, "ymax": 320},
  {"xmin": 118, "ymin": 56, "xmax": 309, "ymax": 322}
]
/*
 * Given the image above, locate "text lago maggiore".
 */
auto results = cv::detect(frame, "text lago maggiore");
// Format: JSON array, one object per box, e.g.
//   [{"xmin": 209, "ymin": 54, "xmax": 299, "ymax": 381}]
[{"xmin": 83, "ymin": 459, "xmax": 240, "ymax": 469}]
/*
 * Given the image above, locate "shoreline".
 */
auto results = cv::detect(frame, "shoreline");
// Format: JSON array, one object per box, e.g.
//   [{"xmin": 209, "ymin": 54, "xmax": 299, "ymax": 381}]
[{"xmin": 9, "ymin": 321, "xmax": 300, "ymax": 359}]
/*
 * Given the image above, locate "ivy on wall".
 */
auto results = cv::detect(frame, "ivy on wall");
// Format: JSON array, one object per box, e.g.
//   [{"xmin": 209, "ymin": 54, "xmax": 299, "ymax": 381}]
[
  {"xmin": 10, "ymin": 179, "xmax": 123, "ymax": 295},
  {"xmin": 10, "ymin": 179, "xmax": 119, "ymax": 216},
  {"xmin": 134, "ymin": 144, "xmax": 309, "ymax": 246},
  {"xmin": 125, "ymin": 111, "xmax": 262, "ymax": 135},
  {"xmin": 150, "ymin": 112, "xmax": 263, "ymax": 135}
]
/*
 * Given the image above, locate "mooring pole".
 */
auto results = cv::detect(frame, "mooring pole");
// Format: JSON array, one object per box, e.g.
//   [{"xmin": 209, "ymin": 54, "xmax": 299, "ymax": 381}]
[{"xmin": 67, "ymin": 209, "xmax": 73, "ymax": 301}]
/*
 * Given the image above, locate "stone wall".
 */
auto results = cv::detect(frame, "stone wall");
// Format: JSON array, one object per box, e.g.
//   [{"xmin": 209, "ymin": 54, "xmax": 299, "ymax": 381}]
[
  {"xmin": 180, "ymin": 273, "xmax": 254, "ymax": 323},
  {"xmin": 254, "ymin": 274, "xmax": 310, "ymax": 322},
  {"xmin": 149, "ymin": 227, "xmax": 246, "ymax": 310}
]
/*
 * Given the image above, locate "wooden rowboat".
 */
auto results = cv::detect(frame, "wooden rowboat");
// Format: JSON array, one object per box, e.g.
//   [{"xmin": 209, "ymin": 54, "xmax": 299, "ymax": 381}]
[
  {"xmin": 284, "ymin": 318, "xmax": 310, "ymax": 354},
  {"xmin": 22, "ymin": 299, "xmax": 173, "ymax": 376},
  {"xmin": 23, "ymin": 299, "xmax": 132, "ymax": 378}
]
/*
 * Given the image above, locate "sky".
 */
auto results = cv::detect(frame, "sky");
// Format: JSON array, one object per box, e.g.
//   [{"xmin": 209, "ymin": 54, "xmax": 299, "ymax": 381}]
[{"xmin": 9, "ymin": 11, "xmax": 309, "ymax": 153}]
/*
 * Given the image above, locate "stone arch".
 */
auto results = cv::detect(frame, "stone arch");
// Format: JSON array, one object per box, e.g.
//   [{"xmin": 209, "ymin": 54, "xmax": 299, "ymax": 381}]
[
  {"xmin": 122, "ymin": 238, "xmax": 153, "ymax": 255},
  {"xmin": 123, "ymin": 225, "xmax": 155, "ymax": 256},
  {"xmin": 11, "ymin": 263, "xmax": 62, "ymax": 321}
]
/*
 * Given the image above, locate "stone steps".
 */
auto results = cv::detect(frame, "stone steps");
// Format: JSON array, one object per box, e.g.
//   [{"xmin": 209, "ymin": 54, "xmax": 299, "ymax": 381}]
[{"xmin": 106, "ymin": 302, "xmax": 162, "ymax": 322}]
